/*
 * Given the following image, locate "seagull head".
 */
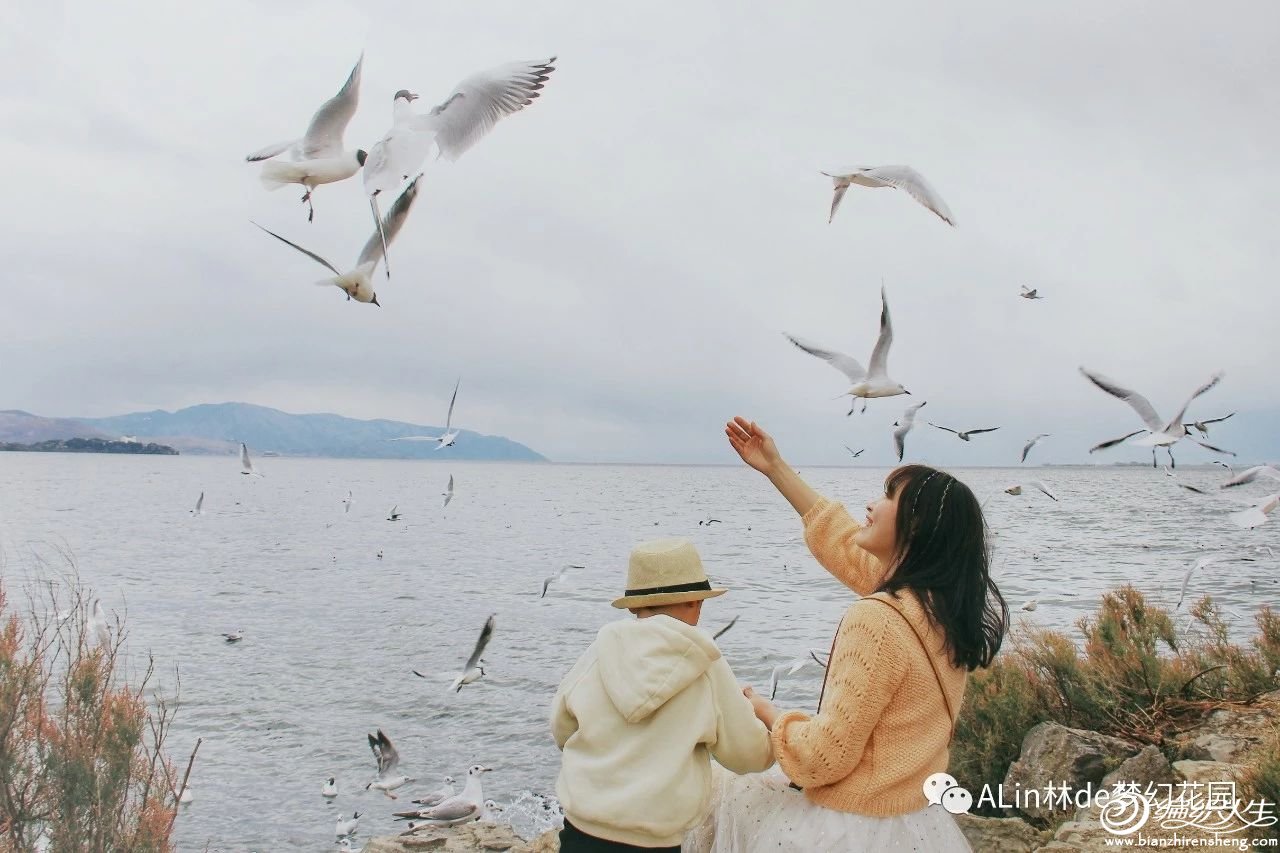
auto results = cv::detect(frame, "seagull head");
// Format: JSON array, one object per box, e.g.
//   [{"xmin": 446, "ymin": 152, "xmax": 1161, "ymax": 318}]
[
  {"xmin": 443, "ymin": 776, "xmax": 456, "ymax": 785},
  {"xmin": 394, "ymin": 89, "xmax": 419, "ymax": 102},
  {"xmin": 468, "ymin": 765, "xmax": 492, "ymax": 776},
  {"xmin": 355, "ymin": 149, "xmax": 368, "ymax": 167}
]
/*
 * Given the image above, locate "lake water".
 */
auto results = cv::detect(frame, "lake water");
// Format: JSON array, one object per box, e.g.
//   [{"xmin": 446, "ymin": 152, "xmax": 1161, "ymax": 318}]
[{"xmin": 0, "ymin": 454, "xmax": 1275, "ymax": 850}]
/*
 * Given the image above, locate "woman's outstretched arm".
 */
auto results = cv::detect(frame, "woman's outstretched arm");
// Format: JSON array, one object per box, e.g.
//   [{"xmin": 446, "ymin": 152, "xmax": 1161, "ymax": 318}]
[{"xmin": 725, "ymin": 417, "xmax": 820, "ymax": 517}]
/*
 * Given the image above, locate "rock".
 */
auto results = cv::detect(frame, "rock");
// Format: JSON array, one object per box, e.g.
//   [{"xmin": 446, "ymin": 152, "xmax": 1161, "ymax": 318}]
[
  {"xmin": 1100, "ymin": 745, "xmax": 1178, "ymax": 791},
  {"xmin": 363, "ymin": 821, "xmax": 542, "ymax": 852},
  {"xmin": 512, "ymin": 829, "xmax": 559, "ymax": 852},
  {"xmin": 1171, "ymin": 759, "xmax": 1247, "ymax": 784},
  {"xmin": 954, "ymin": 812, "xmax": 1048, "ymax": 852},
  {"xmin": 1003, "ymin": 722, "xmax": 1140, "ymax": 825},
  {"xmin": 1043, "ymin": 818, "xmax": 1118, "ymax": 850}
]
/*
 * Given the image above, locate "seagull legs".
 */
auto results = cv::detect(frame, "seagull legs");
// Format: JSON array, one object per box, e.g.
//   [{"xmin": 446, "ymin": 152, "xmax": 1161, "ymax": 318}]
[
  {"xmin": 301, "ymin": 186, "xmax": 315, "ymax": 222},
  {"xmin": 1167, "ymin": 447, "xmax": 1176, "ymax": 469},
  {"xmin": 1152, "ymin": 448, "xmax": 1158, "ymax": 469}
]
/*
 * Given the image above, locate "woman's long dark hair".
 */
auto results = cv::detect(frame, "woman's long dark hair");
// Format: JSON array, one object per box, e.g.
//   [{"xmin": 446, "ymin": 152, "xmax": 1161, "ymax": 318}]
[{"xmin": 877, "ymin": 464, "xmax": 1008, "ymax": 671}]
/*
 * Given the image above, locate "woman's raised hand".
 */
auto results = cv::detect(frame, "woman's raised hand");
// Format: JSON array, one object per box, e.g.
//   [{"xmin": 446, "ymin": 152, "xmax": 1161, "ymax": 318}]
[{"xmin": 725, "ymin": 416, "xmax": 783, "ymax": 474}]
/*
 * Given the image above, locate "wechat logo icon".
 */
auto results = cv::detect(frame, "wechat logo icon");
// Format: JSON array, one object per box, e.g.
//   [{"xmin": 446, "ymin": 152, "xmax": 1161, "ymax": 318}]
[{"xmin": 923, "ymin": 773, "xmax": 973, "ymax": 814}]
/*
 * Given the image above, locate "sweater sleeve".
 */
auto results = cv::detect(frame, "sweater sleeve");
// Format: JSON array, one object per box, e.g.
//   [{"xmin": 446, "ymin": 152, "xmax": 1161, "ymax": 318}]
[
  {"xmin": 802, "ymin": 497, "xmax": 888, "ymax": 595},
  {"xmin": 550, "ymin": 653, "xmax": 594, "ymax": 750},
  {"xmin": 705, "ymin": 657, "xmax": 775, "ymax": 774},
  {"xmin": 770, "ymin": 603, "xmax": 905, "ymax": 789}
]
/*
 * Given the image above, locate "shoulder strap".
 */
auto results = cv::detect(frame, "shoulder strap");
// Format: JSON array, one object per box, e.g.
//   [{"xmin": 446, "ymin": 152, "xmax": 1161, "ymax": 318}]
[{"xmin": 861, "ymin": 595, "xmax": 956, "ymax": 745}]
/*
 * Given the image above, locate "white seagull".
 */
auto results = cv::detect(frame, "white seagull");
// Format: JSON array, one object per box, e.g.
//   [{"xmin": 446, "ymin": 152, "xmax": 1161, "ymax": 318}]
[
  {"xmin": 246, "ymin": 55, "xmax": 366, "ymax": 223},
  {"xmin": 450, "ymin": 614, "xmax": 495, "ymax": 692},
  {"xmin": 410, "ymin": 776, "xmax": 457, "ymax": 808},
  {"xmin": 1219, "ymin": 466, "xmax": 1280, "ymax": 490},
  {"xmin": 1021, "ymin": 434, "xmax": 1050, "ymax": 464},
  {"xmin": 239, "ymin": 443, "xmax": 262, "ymax": 476},
  {"xmin": 221, "ymin": 630, "xmax": 244, "ymax": 643},
  {"xmin": 540, "ymin": 565, "xmax": 584, "ymax": 599},
  {"xmin": 252, "ymin": 174, "xmax": 422, "ymax": 307},
  {"xmin": 892, "ymin": 401, "xmax": 928, "ymax": 462},
  {"xmin": 1176, "ymin": 555, "xmax": 1230, "ymax": 610},
  {"xmin": 1019, "ymin": 286, "xmax": 1045, "ymax": 300},
  {"xmin": 322, "ymin": 777, "xmax": 338, "ymax": 798},
  {"xmin": 389, "ymin": 378, "xmax": 462, "ymax": 447},
  {"xmin": 480, "ymin": 800, "xmax": 504, "ymax": 823},
  {"xmin": 192, "ymin": 491, "xmax": 204, "ymax": 515},
  {"xmin": 365, "ymin": 729, "xmax": 414, "ymax": 799},
  {"xmin": 342, "ymin": 491, "xmax": 353, "ymax": 513},
  {"xmin": 387, "ymin": 505, "xmax": 402, "ymax": 521},
  {"xmin": 1022, "ymin": 600, "xmax": 1038, "ymax": 612},
  {"xmin": 1231, "ymin": 494, "xmax": 1279, "ymax": 530},
  {"xmin": 1080, "ymin": 368, "xmax": 1235, "ymax": 468},
  {"xmin": 929, "ymin": 424, "xmax": 1000, "ymax": 442},
  {"xmin": 785, "ymin": 286, "xmax": 910, "ymax": 415},
  {"xmin": 822, "ymin": 165, "xmax": 955, "ymax": 226},
  {"xmin": 87, "ymin": 599, "xmax": 110, "ymax": 648},
  {"xmin": 844, "ymin": 445, "xmax": 865, "ymax": 459},
  {"xmin": 1003, "ymin": 481, "xmax": 1058, "ymax": 501},
  {"xmin": 398, "ymin": 765, "xmax": 491, "ymax": 826},
  {"xmin": 442, "ymin": 475, "xmax": 454, "ymax": 509},
  {"xmin": 363, "ymin": 58, "xmax": 557, "ymax": 278},
  {"xmin": 1184, "ymin": 413, "xmax": 1235, "ymax": 438},
  {"xmin": 335, "ymin": 811, "xmax": 362, "ymax": 838},
  {"xmin": 767, "ymin": 656, "xmax": 816, "ymax": 701}
]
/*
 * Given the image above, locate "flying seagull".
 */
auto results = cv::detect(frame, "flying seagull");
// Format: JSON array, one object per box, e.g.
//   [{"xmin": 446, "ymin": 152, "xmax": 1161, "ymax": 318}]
[
  {"xmin": 239, "ymin": 443, "xmax": 262, "ymax": 476},
  {"xmin": 844, "ymin": 445, "xmax": 865, "ymax": 459},
  {"xmin": 785, "ymin": 286, "xmax": 909, "ymax": 415},
  {"xmin": 1019, "ymin": 286, "xmax": 1045, "ymax": 300},
  {"xmin": 1176, "ymin": 555, "xmax": 1230, "ymax": 610},
  {"xmin": 929, "ymin": 424, "xmax": 1000, "ymax": 442},
  {"xmin": 893, "ymin": 401, "xmax": 928, "ymax": 462},
  {"xmin": 342, "ymin": 491, "xmax": 353, "ymax": 513},
  {"xmin": 1004, "ymin": 482, "xmax": 1058, "ymax": 501},
  {"xmin": 767, "ymin": 657, "xmax": 815, "ymax": 701},
  {"xmin": 365, "ymin": 729, "xmax": 413, "ymax": 798},
  {"xmin": 1184, "ymin": 413, "xmax": 1235, "ymax": 438},
  {"xmin": 192, "ymin": 491, "xmax": 204, "ymax": 515},
  {"xmin": 1021, "ymin": 434, "xmax": 1050, "ymax": 464},
  {"xmin": 442, "ymin": 475, "xmax": 454, "ymax": 509},
  {"xmin": 252, "ymin": 174, "xmax": 422, "ymax": 307},
  {"xmin": 389, "ymin": 378, "xmax": 462, "ymax": 447},
  {"xmin": 449, "ymin": 614, "xmax": 495, "ymax": 692},
  {"xmin": 541, "ymin": 565, "xmax": 583, "ymax": 599},
  {"xmin": 1219, "ymin": 466, "xmax": 1280, "ymax": 490},
  {"xmin": 1231, "ymin": 494, "xmax": 1279, "ymax": 530},
  {"xmin": 698, "ymin": 518, "xmax": 722, "ymax": 526},
  {"xmin": 1080, "ymin": 367, "xmax": 1235, "ymax": 468},
  {"xmin": 246, "ymin": 55, "xmax": 366, "ymax": 222},
  {"xmin": 822, "ymin": 165, "xmax": 955, "ymax": 226},
  {"xmin": 387, "ymin": 505, "xmax": 402, "ymax": 521},
  {"xmin": 363, "ymin": 58, "xmax": 557, "ymax": 278}
]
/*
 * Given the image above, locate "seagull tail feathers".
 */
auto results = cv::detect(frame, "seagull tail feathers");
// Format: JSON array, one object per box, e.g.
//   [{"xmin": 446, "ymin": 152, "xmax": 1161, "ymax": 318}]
[{"xmin": 258, "ymin": 160, "xmax": 301, "ymax": 190}]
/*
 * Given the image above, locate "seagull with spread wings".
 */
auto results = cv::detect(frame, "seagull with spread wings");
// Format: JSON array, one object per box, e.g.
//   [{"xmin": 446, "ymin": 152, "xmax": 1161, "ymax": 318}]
[
  {"xmin": 389, "ymin": 378, "xmax": 462, "ymax": 448},
  {"xmin": 892, "ymin": 401, "xmax": 928, "ymax": 462},
  {"xmin": 929, "ymin": 424, "xmax": 1000, "ymax": 442},
  {"xmin": 1184, "ymin": 413, "xmax": 1235, "ymax": 438},
  {"xmin": 246, "ymin": 55, "xmax": 366, "ymax": 222},
  {"xmin": 822, "ymin": 165, "xmax": 955, "ymax": 226},
  {"xmin": 253, "ymin": 175, "xmax": 422, "ymax": 307},
  {"xmin": 442, "ymin": 475, "xmax": 455, "ymax": 509},
  {"xmin": 1021, "ymin": 434, "xmax": 1050, "ymax": 464},
  {"xmin": 240, "ymin": 443, "xmax": 262, "ymax": 477},
  {"xmin": 365, "ymin": 729, "xmax": 414, "ymax": 798},
  {"xmin": 785, "ymin": 286, "xmax": 910, "ymax": 415},
  {"xmin": 1080, "ymin": 368, "xmax": 1235, "ymax": 468}
]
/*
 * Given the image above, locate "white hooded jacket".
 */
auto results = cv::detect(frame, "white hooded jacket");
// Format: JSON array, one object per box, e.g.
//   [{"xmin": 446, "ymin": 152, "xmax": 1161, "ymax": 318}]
[{"xmin": 551, "ymin": 614, "xmax": 774, "ymax": 847}]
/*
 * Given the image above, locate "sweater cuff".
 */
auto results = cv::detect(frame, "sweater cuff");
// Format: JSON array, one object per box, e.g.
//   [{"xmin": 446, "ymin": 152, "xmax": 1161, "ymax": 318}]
[{"xmin": 769, "ymin": 709, "xmax": 813, "ymax": 780}]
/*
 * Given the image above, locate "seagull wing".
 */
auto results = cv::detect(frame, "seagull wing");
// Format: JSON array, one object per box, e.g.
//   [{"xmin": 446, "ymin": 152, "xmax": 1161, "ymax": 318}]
[
  {"xmin": 195, "ymin": 492, "xmax": 203, "ymax": 512},
  {"xmin": 768, "ymin": 665, "xmax": 785, "ymax": 701},
  {"xmin": 783, "ymin": 334, "xmax": 866, "ymax": 383},
  {"xmin": 1030, "ymin": 481, "xmax": 1058, "ymax": 502},
  {"xmin": 463, "ymin": 614, "xmax": 496, "ymax": 672},
  {"xmin": 827, "ymin": 182, "xmax": 849, "ymax": 223},
  {"xmin": 861, "ymin": 165, "xmax": 956, "ymax": 226},
  {"xmin": 1220, "ymin": 466, "xmax": 1280, "ymax": 489},
  {"xmin": 1199, "ymin": 412, "xmax": 1236, "ymax": 426},
  {"xmin": 240, "ymin": 443, "xmax": 252, "ymax": 471},
  {"xmin": 443, "ymin": 378, "xmax": 460, "ymax": 431},
  {"xmin": 412, "ymin": 57, "xmax": 557, "ymax": 161},
  {"xmin": 298, "ymin": 53, "xmax": 363, "ymax": 160},
  {"xmin": 929, "ymin": 423, "xmax": 959, "ymax": 435},
  {"xmin": 368, "ymin": 729, "xmax": 399, "ymax": 776},
  {"xmin": 1088, "ymin": 430, "xmax": 1147, "ymax": 453},
  {"xmin": 711, "ymin": 615, "xmax": 739, "ymax": 640},
  {"xmin": 421, "ymin": 798, "xmax": 480, "ymax": 823},
  {"xmin": 252, "ymin": 222, "xmax": 341, "ymax": 276},
  {"xmin": 356, "ymin": 175, "xmax": 423, "ymax": 268},
  {"xmin": 1079, "ymin": 368, "xmax": 1164, "ymax": 430},
  {"xmin": 866, "ymin": 286, "xmax": 894, "ymax": 380},
  {"xmin": 1188, "ymin": 437, "xmax": 1236, "ymax": 457},
  {"xmin": 1164, "ymin": 372, "xmax": 1226, "ymax": 433},
  {"xmin": 245, "ymin": 139, "xmax": 296, "ymax": 162},
  {"xmin": 965, "ymin": 428, "xmax": 1001, "ymax": 436},
  {"xmin": 893, "ymin": 425, "xmax": 908, "ymax": 461}
]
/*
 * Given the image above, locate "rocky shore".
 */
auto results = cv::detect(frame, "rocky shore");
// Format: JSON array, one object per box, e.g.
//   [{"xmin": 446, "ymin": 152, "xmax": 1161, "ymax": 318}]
[{"xmin": 364, "ymin": 691, "xmax": 1278, "ymax": 852}]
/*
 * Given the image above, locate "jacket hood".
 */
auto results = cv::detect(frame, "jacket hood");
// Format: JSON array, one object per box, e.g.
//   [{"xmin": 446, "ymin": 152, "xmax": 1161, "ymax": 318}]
[{"xmin": 595, "ymin": 615, "xmax": 721, "ymax": 723}]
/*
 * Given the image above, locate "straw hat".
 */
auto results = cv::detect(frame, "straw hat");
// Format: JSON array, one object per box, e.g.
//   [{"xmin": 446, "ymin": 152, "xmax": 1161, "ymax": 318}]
[{"xmin": 611, "ymin": 538, "xmax": 728, "ymax": 609}]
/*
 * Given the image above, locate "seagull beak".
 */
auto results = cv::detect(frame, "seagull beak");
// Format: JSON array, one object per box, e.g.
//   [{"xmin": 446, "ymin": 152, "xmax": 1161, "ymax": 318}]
[{"xmin": 408, "ymin": 92, "xmax": 420, "ymax": 101}]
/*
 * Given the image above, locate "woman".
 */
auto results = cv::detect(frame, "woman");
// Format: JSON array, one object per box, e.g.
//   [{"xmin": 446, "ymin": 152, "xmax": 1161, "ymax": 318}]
[{"xmin": 688, "ymin": 417, "xmax": 1008, "ymax": 852}]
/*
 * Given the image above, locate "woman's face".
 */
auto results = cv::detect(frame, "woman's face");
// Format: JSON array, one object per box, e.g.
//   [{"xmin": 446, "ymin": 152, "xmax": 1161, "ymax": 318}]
[{"xmin": 854, "ymin": 482, "xmax": 901, "ymax": 562}]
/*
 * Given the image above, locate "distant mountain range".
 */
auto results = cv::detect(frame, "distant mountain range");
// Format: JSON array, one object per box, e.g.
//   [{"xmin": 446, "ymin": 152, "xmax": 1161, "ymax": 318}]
[{"xmin": 0, "ymin": 404, "xmax": 545, "ymax": 461}]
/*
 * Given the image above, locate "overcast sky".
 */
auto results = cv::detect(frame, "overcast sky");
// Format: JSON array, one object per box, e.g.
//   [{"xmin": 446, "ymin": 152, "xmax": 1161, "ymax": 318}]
[{"xmin": 2, "ymin": 1, "xmax": 1277, "ymax": 465}]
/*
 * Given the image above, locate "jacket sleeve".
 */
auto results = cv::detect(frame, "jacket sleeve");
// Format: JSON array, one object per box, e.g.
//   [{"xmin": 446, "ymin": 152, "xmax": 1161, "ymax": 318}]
[
  {"xmin": 550, "ymin": 653, "xmax": 593, "ymax": 750},
  {"xmin": 770, "ymin": 602, "xmax": 905, "ymax": 789},
  {"xmin": 705, "ymin": 657, "xmax": 775, "ymax": 774},
  {"xmin": 802, "ymin": 497, "xmax": 888, "ymax": 596}
]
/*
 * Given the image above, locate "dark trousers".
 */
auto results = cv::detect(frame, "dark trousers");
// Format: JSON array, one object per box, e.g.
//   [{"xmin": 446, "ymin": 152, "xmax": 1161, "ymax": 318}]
[{"xmin": 558, "ymin": 818, "xmax": 681, "ymax": 852}]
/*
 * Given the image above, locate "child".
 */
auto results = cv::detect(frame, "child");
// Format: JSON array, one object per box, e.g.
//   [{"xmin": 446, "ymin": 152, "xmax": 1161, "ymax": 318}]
[{"xmin": 550, "ymin": 538, "xmax": 774, "ymax": 851}]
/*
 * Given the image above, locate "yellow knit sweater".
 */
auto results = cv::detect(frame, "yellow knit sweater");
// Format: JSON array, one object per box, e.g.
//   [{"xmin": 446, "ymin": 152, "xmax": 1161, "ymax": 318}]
[{"xmin": 769, "ymin": 497, "xmax": 967, "ymax": 816}]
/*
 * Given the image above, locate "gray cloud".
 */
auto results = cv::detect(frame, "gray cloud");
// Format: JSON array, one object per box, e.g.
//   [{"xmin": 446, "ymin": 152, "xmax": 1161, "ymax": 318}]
[{"xmin": 1, "ymin": 0, "xmax": 1277, "ymax": 464}]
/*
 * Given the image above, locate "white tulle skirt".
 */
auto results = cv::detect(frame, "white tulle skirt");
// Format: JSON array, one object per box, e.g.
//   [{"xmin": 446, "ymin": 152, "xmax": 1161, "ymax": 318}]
[{"xmin": 684, "ymin": 766, "xmax": 971, "ymax": 853}]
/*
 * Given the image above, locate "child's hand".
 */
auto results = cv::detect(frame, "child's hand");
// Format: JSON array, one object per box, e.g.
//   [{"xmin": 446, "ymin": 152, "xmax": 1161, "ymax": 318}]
[{"xmin": 741, "ymin": 684, "xmax": 779, "ymax": 729}]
